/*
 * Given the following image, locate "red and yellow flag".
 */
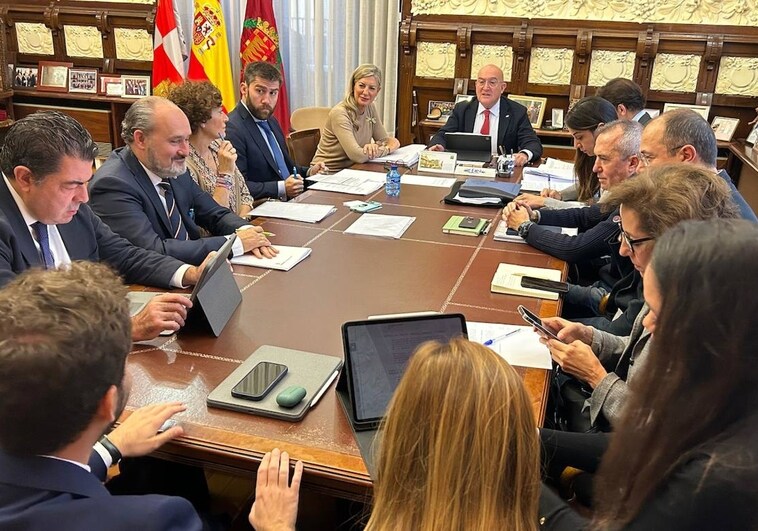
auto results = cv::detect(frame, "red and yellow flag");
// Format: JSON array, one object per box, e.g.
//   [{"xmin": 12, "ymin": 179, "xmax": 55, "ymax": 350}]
[
  {"xmin": 239, "ymin": 0, "xmax": 290, "ymax": 133},
  {"xmin": 187, "ymin": 0, "xmax": 235, "ymax": 112},
  {"xmin": 152, "ymin": 0, "xmax": 186, "ymax": 97}
]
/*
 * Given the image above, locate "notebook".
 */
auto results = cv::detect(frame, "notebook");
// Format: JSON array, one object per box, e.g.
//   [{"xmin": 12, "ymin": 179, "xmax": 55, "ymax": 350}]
[
  {"xmin": 230, "ymin": 246, "xmax": 312, "ymax": 271},
  {"xmin": 442, "ymin": 215, "xmax": 489, "ymax": 236},
  {"xmin": 490, "ymin": 263, "xmax": 563, "ymax": 300}
]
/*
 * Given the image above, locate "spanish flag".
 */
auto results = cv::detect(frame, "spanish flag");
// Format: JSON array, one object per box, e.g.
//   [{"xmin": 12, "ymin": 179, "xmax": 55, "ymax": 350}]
[{"xmin": 187, "ymin": 0, "xmax": 235, "ymax": 112}]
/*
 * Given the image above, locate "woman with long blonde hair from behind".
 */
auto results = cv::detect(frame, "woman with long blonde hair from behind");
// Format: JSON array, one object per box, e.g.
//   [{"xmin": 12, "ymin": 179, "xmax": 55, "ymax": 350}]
[
  {"xmin": 366, "ymin": 337, "xmax": 539, "ymax": 531},
  {"xmin": 247, "ymin": 338, "xmax": 540, "ymax": 531}
]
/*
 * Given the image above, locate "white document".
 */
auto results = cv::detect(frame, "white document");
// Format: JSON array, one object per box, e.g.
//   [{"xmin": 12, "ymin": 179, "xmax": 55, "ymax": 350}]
[
  {"xmin": 452, "ymin": 193, "xmax": 501, "ymax": 205},
  {"xmin": 249, "ymin": 202, "xmax": 336, "ymax": 223},
  {"xmin": 230, "ymin": 246, "xmax": 312, "ymax": 271},
  {"xmin": 308, "ymin": 169, "xmax": 385, "ymax": 195},
  {"xmin": 400, "ymin": 174, "xmax": 456, "ymax": 188},
  {"xmin": 467, "ymin": 322, "xmax": 552, "ymax": 370},
  {"xmin": 521, "ymin": 161, "xmax": 575, "ymax": 192},
  {"xmin": 370, "ymin": 144, "xmax": 427, "ymax": 166},
  {"xmin": 344, "ymin": 213, "xmax": 416, "ymax": 239}
]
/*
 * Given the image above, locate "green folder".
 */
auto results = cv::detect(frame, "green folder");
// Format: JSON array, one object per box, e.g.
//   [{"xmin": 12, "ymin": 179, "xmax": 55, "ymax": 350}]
[{"xmin": 442, "ymin": 215, "xmax": 488, "ymax": 236}]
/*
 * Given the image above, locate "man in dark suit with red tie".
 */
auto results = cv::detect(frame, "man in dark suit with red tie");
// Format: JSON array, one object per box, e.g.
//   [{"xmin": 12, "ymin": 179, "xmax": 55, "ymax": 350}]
[{"xmin": 428, "ymin": 64, "xmax": 543, "ymax": 166}]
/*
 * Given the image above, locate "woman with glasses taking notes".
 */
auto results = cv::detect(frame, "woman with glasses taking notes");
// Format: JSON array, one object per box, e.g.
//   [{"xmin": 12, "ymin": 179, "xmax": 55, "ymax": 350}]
[
  {"xmin": 311, "ymin": 64, "xmax": 400, "ymax": 171},
  {"xmin": 539, "ymin": 218, "xmax": 758, "ymax": 529}
]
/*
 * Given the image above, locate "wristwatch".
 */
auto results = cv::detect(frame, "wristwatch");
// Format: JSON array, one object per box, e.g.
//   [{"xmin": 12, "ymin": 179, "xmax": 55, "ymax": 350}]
[
  {"xmin": 98, "ymin": 434, "xmax": 122, "ymax": 465},
  {"xmin": 517, "ymin": 220, "xmax": 534, "ymax": 238}
]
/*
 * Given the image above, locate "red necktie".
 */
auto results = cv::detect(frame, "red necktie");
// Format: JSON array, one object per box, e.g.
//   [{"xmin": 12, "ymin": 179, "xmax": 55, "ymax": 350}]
[{"xmin": 481, "ymin": 109, "xmax": 491, "ymax": 135}]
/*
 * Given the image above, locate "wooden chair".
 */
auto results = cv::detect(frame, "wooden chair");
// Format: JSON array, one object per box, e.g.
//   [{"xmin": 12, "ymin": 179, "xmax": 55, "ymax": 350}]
[
  {"xmin": 290, "ymin": 106, "xmax": 330, "ymax": 132},
  {"xmin": 286, "ymin": 128, "xmax": 321, "ymax": 168}
]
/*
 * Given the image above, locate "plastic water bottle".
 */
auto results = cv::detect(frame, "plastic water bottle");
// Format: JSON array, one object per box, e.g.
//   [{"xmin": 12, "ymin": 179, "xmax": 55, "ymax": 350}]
[{"xmin": 385, "ymin": 164, "xmax": 401, "ymax": 197}]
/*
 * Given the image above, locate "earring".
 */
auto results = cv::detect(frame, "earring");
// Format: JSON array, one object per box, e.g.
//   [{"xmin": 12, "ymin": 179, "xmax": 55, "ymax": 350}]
[{"xmin": 201, "ymin": 123, "xmax": 206, "ymax": 128}]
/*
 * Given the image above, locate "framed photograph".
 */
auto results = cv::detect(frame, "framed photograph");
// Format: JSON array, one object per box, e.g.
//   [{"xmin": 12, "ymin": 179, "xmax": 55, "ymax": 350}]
[
  {"xmin": 746, "ymin": 122, "xmax": 758, "ymax": 147},
  {"xmin": 427, "ymin": 100, "xmax": 455, "ymax": 121},
  {"xmin": 508, "ymin": 95, "xmax": 547, "ymax": 128},
  {"xmin": 99, "ymin": 74, "xmax": 122, "ymax": 96},
  {"xmin": 662, "ymin": 103, "xmax": 711, "ymax": 121},
  {"xmin": 68, "ymin": 68, "xmax": 98, "ymax": 94},
  {"xmin": 710, "ymin": 117, "xmax": 740, "ymax": 142},
  {"xmin": 121, "ymin": 75, "xmax": 150, "ymax": 98},
  {"xmin": 13, "ymin": 65, "xmax": 37, "ymax": 89},
  {"xmin": 37, "ymin": 61, "xmax": 73, "ymax": 92},
  {"xmin": 552, "ymin": 108, "xmax": 564, "ymax": 129},
  {"xmin": 455, "ymin": 93, "xmax": 475, "ymax": 105},
  {"xmin": 418, "ymin": 150, "xmax": 457, "ymax": 174}
]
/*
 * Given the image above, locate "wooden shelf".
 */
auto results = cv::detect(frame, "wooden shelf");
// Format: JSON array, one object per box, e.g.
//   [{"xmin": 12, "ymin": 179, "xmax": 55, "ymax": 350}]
[{"xmin": 12, "ymin": 89, "xmax": 130, "ymax": 105}]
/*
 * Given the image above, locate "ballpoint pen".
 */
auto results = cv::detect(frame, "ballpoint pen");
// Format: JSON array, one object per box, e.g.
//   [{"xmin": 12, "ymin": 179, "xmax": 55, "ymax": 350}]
[
  {"xmin": 262, "ymin": 231, "xmax": 276, "ymax": 237},
  {"xmin": 483, "ymin": 329, "xmax": 521, "ymax": 346}
]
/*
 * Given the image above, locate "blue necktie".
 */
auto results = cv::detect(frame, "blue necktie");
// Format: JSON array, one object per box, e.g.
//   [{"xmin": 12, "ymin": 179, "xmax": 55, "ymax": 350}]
[
  {"xmin": 32, "ymin": 222, "xmax": 55, "ymax": 269},
  {"xmin": 157, "ymin": 179, "xmax": 189, "ymax": 240},
  {"xmin": 258, "ymin": 120, "xmax": 291, "ymax": 180}
]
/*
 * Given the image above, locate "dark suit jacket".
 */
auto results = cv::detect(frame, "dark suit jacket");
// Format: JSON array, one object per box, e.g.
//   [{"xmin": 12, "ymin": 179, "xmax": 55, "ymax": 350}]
[
  {"xmin": 636, "ymin": 111, "xmax": 653, "ymax": 125},
  {"xmin": 0, "ymin": 451, "xmax": 202, "ymax": 531},
  {"xmin": 719, "ymin": 169, "xmax": 757, "ymax": 222},
  {"xmin": 226, "ymin": 102, "xmax": 306, "ymax": 199},
  {"xmin": 0, "ymin": 179, "xmax": 182, "ymax": 289},
  {"xmin": 429, "ymin": 96, "xmax": 543, "ymax": 161},
  {"xmin": 89, "ymin": 147, "xmax": 247, "ymax": 266}
]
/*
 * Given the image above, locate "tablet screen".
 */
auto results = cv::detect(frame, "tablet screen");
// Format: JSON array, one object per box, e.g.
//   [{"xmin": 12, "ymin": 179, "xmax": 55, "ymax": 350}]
[{"xmin": 342, "ymin": 314, "xmax": 466, "ymax": 424}]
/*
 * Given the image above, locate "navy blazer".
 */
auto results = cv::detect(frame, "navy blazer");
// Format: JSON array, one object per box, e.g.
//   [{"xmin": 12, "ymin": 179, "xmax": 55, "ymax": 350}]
[
  {"xmin": 429, "ymin": 96, "xmax": 543, "ymax": 161},
  {"xmin": 226, "ymin": 102, "xmax": 306, "ymax": 199},
  {"xmin": 89, "ymin": 147, "xmax": 248, "ymax": 266},
  {"xmin": 0, "ymin": 178, "xmax": 183, "ymax": 289},
  {"xmin": 719, "ymin": 169, "xmax": 757, "ymax": 222},
  {"xmin": 0, "ymin": 451, "xmax": 202, "ymax": 531}
]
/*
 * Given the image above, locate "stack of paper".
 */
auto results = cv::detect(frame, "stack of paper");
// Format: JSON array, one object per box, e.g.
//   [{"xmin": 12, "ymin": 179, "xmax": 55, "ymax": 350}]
[
  {"xmin": 467, "ymin": 322, "xmax": 552, "ymax": 369},
  {"xmin": 231, "ymin": 246, "xmax": 312, "ymax": 271},
  {"xmin": 521, "ymin": 159, "xmax": 575, "ymax": 192},
  {"xmin": 492, "ymin": 220, "xmax": 578, "ymax": 243},
  {"xmin": 344, "ymin": 213, "xmax": 416, "ymax": 239},
  {"xmin": 249, "ymin": 202, "xmax": 336, "ymax": 223},
  {"xmin": 370, "ymin": 144, "xmax": 427, "ymax": 166},
  {"xmin": 308, "ymin": 169, "xmax": 385, "ymax": 195},
  {"xmin": 490, "ymin": 263, "xmax": 563, "ymax": 300},
  {"xmin": 400, "ymin": 174, "xmax": 456, "ymax": 188}
]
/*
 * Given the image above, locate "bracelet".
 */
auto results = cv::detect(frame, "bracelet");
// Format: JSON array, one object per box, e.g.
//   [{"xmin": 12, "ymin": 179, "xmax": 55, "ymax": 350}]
[
  {"xmin": 216, "ymin": 173, "xmax": 234, "ymax": 190},
  {"xmin": 98, "ymin": 434, "xmax": 122, "ymax": 465}
]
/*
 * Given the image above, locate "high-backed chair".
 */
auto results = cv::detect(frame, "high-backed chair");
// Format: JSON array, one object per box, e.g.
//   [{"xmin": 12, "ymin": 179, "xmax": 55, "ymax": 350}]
[
  {"xmin": 286, "ymin": 128, "xmax": 321, "ymax": 167},
  {"xmin": 290, "ymin": 106, "xmax": 331, "ymax": 132}
]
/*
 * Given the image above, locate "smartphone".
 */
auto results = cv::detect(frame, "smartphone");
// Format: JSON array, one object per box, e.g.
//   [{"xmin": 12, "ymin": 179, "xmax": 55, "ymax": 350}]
[
  {"xmin": 458, "ymin": 216, "xmax": 480, "ymax": 229},
  {"xmin": 231, "ymin": 361, "xmax": 288, "ymax": 401},
  {"xmin": 520, "ymin": 276, "xmax": 569, "ymax": 294},
  {"xmin": 517, "ymin": 305, "xmax": 561, "ymax": 341}
]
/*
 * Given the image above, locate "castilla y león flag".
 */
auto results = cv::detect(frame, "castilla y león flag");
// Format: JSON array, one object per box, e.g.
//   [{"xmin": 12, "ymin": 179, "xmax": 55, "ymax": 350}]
[
  {"xmin": 152, "ymin": 0, "xmax": 186, "ymax": 97},
  {"xmin": 188, "ymin": 0, "xmax": 236, "ymax": 113},
  {"xmin": 240, "ymin": 0, "xmax": 290, "ymax": 133}
]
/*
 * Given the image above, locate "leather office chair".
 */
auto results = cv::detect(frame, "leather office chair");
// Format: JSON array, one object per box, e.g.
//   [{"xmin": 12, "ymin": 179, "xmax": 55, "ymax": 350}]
[
  {"xmin": 286, "ymin": 128, "xmax": 321, "ymax": 167},
  {"xmin": 290, "ymin": 106, "xmax": 330, "ymax": 132}
]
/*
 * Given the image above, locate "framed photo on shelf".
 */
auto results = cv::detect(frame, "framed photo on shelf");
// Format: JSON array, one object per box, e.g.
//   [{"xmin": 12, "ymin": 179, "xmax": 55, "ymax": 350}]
[
  {"xmin": 68, "ymin": 68, "xmax": 98, "ymax": 94},
  {"xmin": 552, "ymin": 108, "xmax": 564, "ymax": 129},
  {"xmin": 13, "ymin": 65, "xmax": 38, "ymax": 89},
  {"xmin": 121, "ymin": 75, "xmax": 151, "ymax": 98},
  {"xmin": 454, "ymin": 93, "xmax": 475, "ymax": 105},
  {"xmin": 662, "ymin": 102, "xmax": 711, "ymax": 121},
  {"xmin": 508, "ymin": 95, "xmax": 547, "ymax": 128},
  {"xmin": 427, "ymin": 100, "xmax": 455, "ymax": 121},
  {"xmin": 710, "ymin": 117, "xmax": 740, "ymax": 142},
  {"xmin": 37, "ymin": 61, "xmax": 73, "ymax": 92},
  {"xmin": 99, "ymin": 74, "xmax": 122, "ymax": 96},
  {"xmin": 746, "ymin": 122, "xmax": 758, "ymax": 147}
]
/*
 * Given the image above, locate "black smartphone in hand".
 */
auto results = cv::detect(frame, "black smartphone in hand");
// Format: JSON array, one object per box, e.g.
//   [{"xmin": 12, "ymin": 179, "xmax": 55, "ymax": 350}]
[{"xmin": 518, "ymin": 305, "xmax": 561, "ymax": 341}]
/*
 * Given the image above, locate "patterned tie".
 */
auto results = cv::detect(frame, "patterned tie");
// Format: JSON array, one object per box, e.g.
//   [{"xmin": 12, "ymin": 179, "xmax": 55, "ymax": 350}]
[
  {"xmin": 32, "ymin": 221, "xmax": 55, "ymax": 269},
  {"xmin": 258, "ymin": 120, "xmax": 291, "ymax": 180},
  {"xmin": 481, "ymin": 109, "xmax": 491, "ymax": 135},
  {"xmin": 157, "ymin": 179, "xmax": 189, "ymax": 240}
]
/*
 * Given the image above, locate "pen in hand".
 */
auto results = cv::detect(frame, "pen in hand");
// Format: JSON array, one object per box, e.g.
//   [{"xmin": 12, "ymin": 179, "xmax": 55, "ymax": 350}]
[{"xmin": 483, "ymin": 329, "xmax": 522, "ymax": 346}]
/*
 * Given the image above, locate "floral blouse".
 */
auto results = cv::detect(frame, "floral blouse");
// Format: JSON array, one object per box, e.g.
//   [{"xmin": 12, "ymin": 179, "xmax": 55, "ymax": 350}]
[{"xmin": 186, "ymin": 139, "xmax": 254, "ymax": 214}]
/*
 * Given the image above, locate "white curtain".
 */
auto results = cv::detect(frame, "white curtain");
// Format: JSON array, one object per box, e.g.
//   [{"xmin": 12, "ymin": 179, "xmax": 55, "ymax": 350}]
[{"xmin": 176, "ymin": 0, "xmax": 400, "ymax": 133}]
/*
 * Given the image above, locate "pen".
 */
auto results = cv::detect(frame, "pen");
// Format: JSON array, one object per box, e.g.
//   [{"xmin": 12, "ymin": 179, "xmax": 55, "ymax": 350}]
[
  {"xmin": 310, "ymin": 369, "xmax": 340, "ymax": 407},
  {"xmin": 483, "ymin": 329, "xmax": 521, "ymax": 346},
  {"xmin": 262, "ymin": 231, "xmax": 276, "ymax": 237},
  {"xmin": 293, "ymin": 165, "xmax": 300, "ymax": 179}
]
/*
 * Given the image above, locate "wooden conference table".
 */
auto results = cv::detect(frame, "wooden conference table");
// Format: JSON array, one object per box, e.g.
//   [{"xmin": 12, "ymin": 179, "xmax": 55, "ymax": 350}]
[{"xmin": 125, "ymin": 163, "xmax": 567, "ymax": 500}]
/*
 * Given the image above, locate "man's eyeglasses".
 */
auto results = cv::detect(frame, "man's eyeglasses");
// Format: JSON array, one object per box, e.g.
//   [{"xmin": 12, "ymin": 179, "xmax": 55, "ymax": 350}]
[
  {"xmin": 617, "ymin": 222, "xmax": 655, "ymax": 255},
  {"xmin": 475, "ymin": 78, "xmax": 501, "ymax": 88}
]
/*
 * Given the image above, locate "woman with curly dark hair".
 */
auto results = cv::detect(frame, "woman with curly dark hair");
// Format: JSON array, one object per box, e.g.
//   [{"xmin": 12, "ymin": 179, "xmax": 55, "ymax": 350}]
[{"xmin": 168, "ymin": 80, "xmax": 254, "ymax": 216}]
